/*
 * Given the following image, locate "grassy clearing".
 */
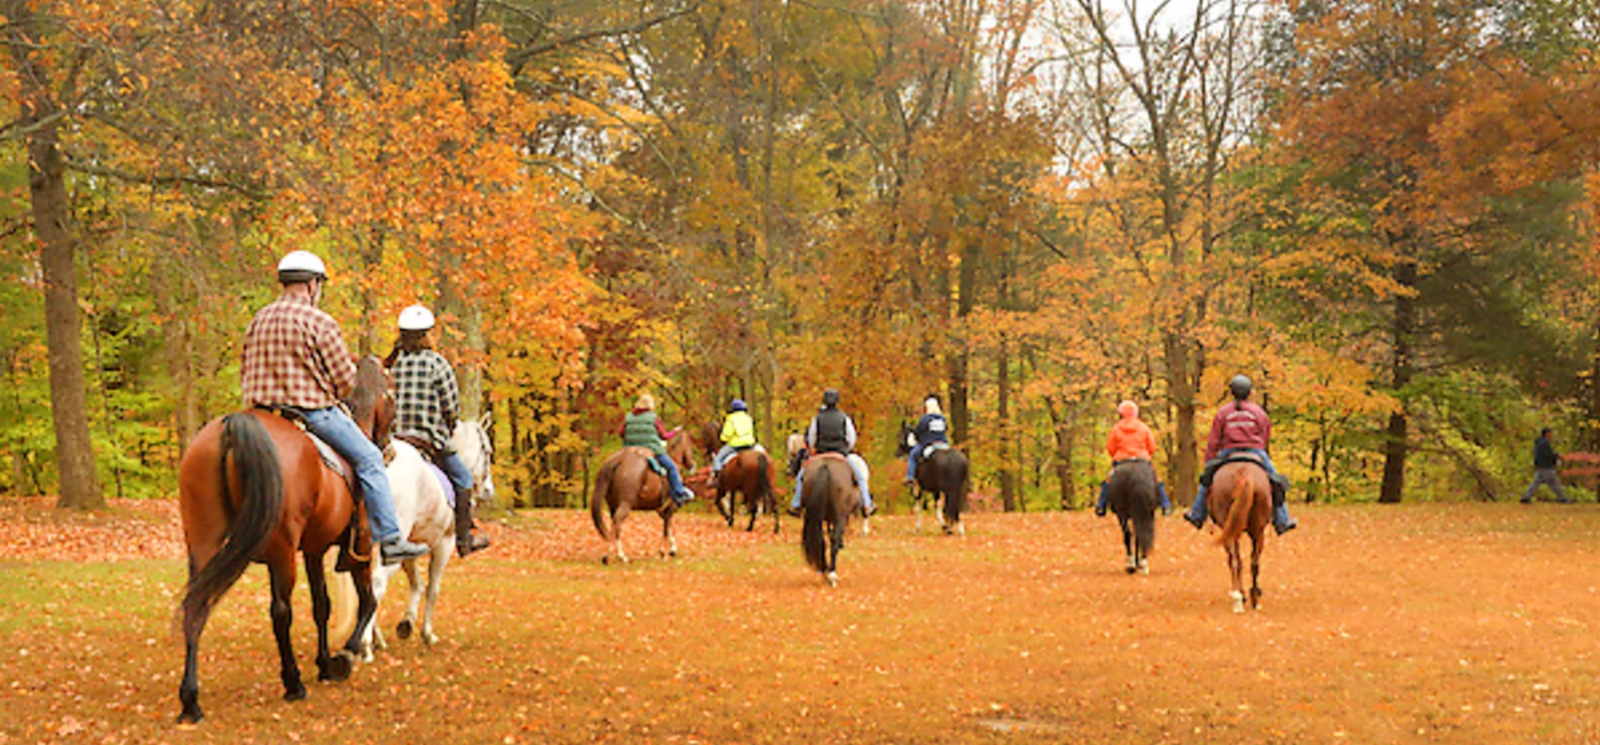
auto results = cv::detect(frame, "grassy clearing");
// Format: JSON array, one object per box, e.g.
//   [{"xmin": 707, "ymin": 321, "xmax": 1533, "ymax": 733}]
[{"xmin": 1, "ymin": 502, "xmax": 1598, "ymax": 743}]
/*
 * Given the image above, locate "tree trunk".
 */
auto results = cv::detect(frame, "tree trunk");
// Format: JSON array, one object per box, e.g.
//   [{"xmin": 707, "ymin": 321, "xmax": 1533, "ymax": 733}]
[
  {"xmin": 1378, "ymin": 260, "xmax": 1417, "ymax": 504},
  {"xmin": 1164, "ymin": 331, "xmax": 1200, "ymax": 507},
  {"xmin": 9, "ymin": 8, "xmax": 105, "ymax": 508},
  {"xmin": 997, "ymin": 337, "xmax": 1015, "ymax": 511}
]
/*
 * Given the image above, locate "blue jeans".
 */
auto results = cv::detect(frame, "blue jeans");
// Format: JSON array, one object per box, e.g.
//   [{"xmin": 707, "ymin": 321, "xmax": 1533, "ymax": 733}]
[
  {"xmin": 654, "ymin": 453, "xmax": 690, "ymax": 502},
  {"xmin": 1096, "ymin": 478, "xmax": 1171, "ymax": 512},
  {"xmin": 905, "ymin": 446, "xmax": 922, "ymax": 482},
  {"xmin": 438, "ymin": 451, "xmax": 473, "ymax": 497},
  {"xmin": 1188, "ymin": 448, "xmax": 1291, "ymax": 528},
  {"xmin": 792, "ymin": 455, "xmax": 873, "ymax": 512},
  {"xmin": 712, "ymin": 445, "xmax": 746, "ymax": 473},
  {"xmin": 303, "ymin": 406, "xmax": 402, "ymax": 544}
]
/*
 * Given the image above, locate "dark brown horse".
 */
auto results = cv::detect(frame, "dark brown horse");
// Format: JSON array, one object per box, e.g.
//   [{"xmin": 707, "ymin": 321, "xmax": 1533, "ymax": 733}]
[
  {"xmin": 1207, "ymin": 457, "xmax": 1272, "ymax": 613},
  {"xmin": 1106, "ymin": 459, "xmax": 1160, "ymax": 575},
  {"xmin": 896, "ymin": 422, "xmax": 969, "ymax": 536},
  {"xmin": 176, "ymin": 357, "xmax": 392, "ymax": 723},
  {"xmin": 800, "ymin": 454, "xmax": 861, "ymax": 587},
  {"xmin": 715, "ymin": 449, "xmax": 779, "ymax": 533},
  {"xmin": 590, "ymin": 430, "xmax": 697, "ymax": 563}
]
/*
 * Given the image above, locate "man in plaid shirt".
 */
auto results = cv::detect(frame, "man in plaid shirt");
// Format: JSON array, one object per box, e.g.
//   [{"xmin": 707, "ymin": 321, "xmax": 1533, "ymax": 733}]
[
  {"xmin": 386, "ymin": 304, "xmax": 490, "ymax": 557},
  {"xmin": 242, "ymin": 250, "xmax": 429, "ymax": 565}
]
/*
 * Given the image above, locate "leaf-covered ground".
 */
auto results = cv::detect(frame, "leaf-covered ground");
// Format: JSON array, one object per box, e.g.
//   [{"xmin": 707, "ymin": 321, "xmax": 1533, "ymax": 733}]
[{"xmin": 1, "ymin": 498, "xmax": 1598, "ymax": 744}]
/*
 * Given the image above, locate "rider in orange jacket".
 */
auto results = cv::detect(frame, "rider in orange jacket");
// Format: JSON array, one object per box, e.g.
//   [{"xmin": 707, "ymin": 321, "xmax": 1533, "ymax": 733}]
[{"xmin": 1094, "ymin": 400, "xmax": 1171, "ymax": 516}]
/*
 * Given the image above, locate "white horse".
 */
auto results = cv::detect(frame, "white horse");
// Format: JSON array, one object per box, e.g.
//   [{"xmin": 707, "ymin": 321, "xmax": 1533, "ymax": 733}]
[{"xmin": 333, "ymin": 414, "xmax": 495, "ymax": 658}]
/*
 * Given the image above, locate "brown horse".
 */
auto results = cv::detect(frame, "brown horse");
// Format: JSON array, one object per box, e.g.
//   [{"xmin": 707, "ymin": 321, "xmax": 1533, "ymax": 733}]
[
  {"xmin": 800, "ymin": 454, "xmax": 861, "ymax": 587},
  {"xmin": 715, "ymin": 449, "xmax": 779, "ymax": 533},
  {"xmin": 175, "ymin": 357, "xmax": 391, "ymax": 724},
  {"xmin": 1207, "ymin": 457, "xmax": 1273, "ymax": 613},
  {"xmin": 590, "ymin": 430, "xmax": 697, "ymax": 563}
]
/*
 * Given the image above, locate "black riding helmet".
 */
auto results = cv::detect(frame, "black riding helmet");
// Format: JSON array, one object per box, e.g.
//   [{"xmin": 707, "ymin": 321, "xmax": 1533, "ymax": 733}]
[
  {"xmin": 822, "ymin": 388, "xmax": 841, "ymax": 408},
  {"xmin": 1228, "ymin": 374, "xmax": 1253, "ymax": 400}
]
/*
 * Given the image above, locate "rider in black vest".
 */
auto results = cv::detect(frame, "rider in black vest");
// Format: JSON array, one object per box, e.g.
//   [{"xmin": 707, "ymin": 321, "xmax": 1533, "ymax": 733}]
[{"xmin": 788, "ymin": 389, "xmax": 875, "ymax": 516}]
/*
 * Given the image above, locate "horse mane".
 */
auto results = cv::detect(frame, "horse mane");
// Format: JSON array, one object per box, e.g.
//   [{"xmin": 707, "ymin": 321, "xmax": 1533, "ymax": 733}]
[{"xmin": 346, "ymin": 356, "xmax": 387, "ymax": 423}]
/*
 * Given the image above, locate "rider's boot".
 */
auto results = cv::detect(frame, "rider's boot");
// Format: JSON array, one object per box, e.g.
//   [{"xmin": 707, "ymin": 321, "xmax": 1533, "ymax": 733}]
[
  {"xmin": 454, "ymin": 488, "xmax": 490, "ymax": 557},
  {"xmin": 380, "ymin": 537, "xmax": 430, "ymax": 565}
]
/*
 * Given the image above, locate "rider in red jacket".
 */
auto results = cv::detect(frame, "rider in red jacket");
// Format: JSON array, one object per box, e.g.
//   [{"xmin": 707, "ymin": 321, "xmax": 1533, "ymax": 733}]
[{"xmin": 1182, "ymin": 375, "xmax": 1297, "ymax": 534}]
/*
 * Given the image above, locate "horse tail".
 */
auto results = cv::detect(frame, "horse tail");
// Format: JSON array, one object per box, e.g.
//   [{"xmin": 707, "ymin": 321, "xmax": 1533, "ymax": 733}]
[
  {"xmin": 802, "ymin": 465, "xmax": 831, "ymax": 572},
  {"xmin": 942, "ymin": 451, "xmax": 969, "ymax": 524},
  {"xmin": 754, "ymin": 453, "xmax": 772, "ymax": 502},
  {"xmin": 591, "ymin": 459, "xmax": 616, "ymax": 542},
  {"xmin": 1216, "ymin": 466, "xmax": 1254, "ymax": 546},
  {"xmin": 182, "ymin": 412, "xmax": 282, "ymax": 638}
]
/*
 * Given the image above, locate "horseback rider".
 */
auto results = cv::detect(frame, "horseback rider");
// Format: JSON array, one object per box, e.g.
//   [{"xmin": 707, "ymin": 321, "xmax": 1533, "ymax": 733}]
[
  {"xmin": 1094, "ymin": 399, "xmax": 1172, "ymax": 517},
  {"xmin": 241, "ymin": 250, "xmax": 429, "ymax": 565},
  {"xmin": 788, "ymin": 388, "xmax": 875, "ymax": 517},
  {"xmin": 709, "ymin": 398, "xmax": 758, "ymax": 489},
  {"xmin": 618, "ymin": 392, "xmax": 694, "ymax": 505},
  {"xmin": 1182, "ymin": 375, "xmax": 1298, "ymax": 534},
  {"xmin": 903, "ymin": 393, "xmax": 949, "ymax": 485},
  {"xmin": 385, "ymin": 304, "xmax": 491, "ymax": 558}
]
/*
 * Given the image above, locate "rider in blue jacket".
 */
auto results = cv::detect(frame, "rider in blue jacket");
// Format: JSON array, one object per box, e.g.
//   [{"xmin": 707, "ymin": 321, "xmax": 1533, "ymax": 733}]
[{"xmin": 904, "ymin": 394, "xmax": 949, "ymax": 484}]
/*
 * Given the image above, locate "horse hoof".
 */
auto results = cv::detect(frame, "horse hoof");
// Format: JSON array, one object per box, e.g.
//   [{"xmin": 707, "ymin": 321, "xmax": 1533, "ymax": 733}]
[
  {"xmin": 825, "ymin": 571, "xmax": 839, "ymax": 587},
  {"xmin": 601, "ymin": 555, "xmax": 611, "ymax": 565},
  {"xmin": 397, "ymin": 619, "xmax": 413, "ymax": 640},
  {"xmin": 176, "ymin": 709, "xmax": 203, "ymax": 726},
  {"xmin": 1138, "ymin": 562, "xmax": 1150, "ymax": 576},
  {"xmin": 327, "ymin": 651, "xmax": 354, "ymax": 681},
  {"xmin": 283, "ymin": 684, "xmax": 307, "ymax": 702},
  {"xmin": 423, "ymin": 632, "xmax": 439, "ymax": 646}
]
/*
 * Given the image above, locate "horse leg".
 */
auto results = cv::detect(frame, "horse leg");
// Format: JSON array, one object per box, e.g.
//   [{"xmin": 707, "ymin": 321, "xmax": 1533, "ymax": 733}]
[
  {"xmin": 303, "ymin": 550, "xmax": 338, "ymax": 679},
  {"xmin": 396, "ymin": 556, "xmax": 422, "ymax": 643},
  {"xmin": 826, "ymin": 518, "xmax": 843, "ymax": 587},
  {"xmin": 421, "ymin": 542, "xmax": 449, "ymax": 645},
  {"xmin": 746, "ymin": 490, "xmax": 760, "ymax": 533},
  {"xmin": 661, "ymin": 511, "xmax": 678, "ymax": 558},
  {"xmin": 336, "ymin": 560, "xmax": 377, "ymax": 675},
  {"xmin": 1120, "ymin": 517, "xmax": 1136, "ymax": 574},
  {"xmin": 1249, "ymin": 529, "xmax": 1264, "ymax": 610},
  {"xmin": 266, "ymin": 560, "xmax": 307, "ymax": 701},
  {"xmin": 361, "ymin": 560, "xmax": 395, "ymax": 662},
  {"xmin": 177, "ymin": 556, "xmax": 209, "ymax": 724},
  {"xmin": 1225, "ymin": 539, "xmax": 1246, "ymax": 614},
  {"xmin": 607, "ymin": 504, "xmax": 632, "ymax": 564}
]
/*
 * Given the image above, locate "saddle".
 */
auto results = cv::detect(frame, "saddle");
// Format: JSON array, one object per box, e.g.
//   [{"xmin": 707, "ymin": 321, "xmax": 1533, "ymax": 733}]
[
  {"xmin": 1200, "ymin": 452, "xmax": 1289, "ymax": 507},
  {"xmin": 805, "ymin": 451, "xmax": 860, "ymax": 487},
  {"xmin": 922, "ymin": 441, "xmax": 952, "ymax": 455}
]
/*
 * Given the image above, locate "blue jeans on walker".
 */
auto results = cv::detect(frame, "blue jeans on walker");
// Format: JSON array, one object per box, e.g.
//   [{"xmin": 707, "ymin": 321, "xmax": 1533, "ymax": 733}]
[
  {"xmin": 654, "ymin": 453, "xmax": 691, "ymax": 502},
  {"xmin": 1186, "ymin": 448, "xmax": 1292, "ymax": 530},
  {"xmin": 303, "ymin": 406, "xmax": 402, "ymax": 544},
  {"xmin": 791, "ymin": 456, "xmax": 874, "ymax": 513}
]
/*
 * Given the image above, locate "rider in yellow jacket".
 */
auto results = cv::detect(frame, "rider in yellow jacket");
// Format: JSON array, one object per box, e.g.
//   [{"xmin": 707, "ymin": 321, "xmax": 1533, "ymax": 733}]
[{"xmin": 711, "ymin": 399, "xmax": 757, "ymax": 486}]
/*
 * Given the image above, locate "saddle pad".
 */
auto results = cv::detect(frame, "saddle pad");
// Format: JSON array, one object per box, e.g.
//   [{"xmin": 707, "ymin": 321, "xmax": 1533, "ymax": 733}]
[
  {"xmin": 308, "ymin": 434, "xmax": 350, "ymax": 481},
  {"xmin": 426, "ymin": 461, "xmax": 455, "ymax": 509},
  {"xmin": 924, "ymin": 442, "xmax": 952, "ymax": 454},
  {"xmin": 1220, "ymin": 451, "xmax": 1265, "ymax": 467}
]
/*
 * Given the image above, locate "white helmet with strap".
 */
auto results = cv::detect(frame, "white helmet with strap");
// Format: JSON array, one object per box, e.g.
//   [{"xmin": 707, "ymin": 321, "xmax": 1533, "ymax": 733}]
[
  {"xmin": 398, "ymin": 304, "xmax": 435, "ymax": 331},
  {"xmin": 276, "ymin": 250, "xmax": 328, "ymax": 283}
]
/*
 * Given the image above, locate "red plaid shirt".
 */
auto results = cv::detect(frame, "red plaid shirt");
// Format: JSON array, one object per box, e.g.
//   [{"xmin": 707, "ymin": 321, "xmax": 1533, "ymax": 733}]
[{"xmin": 241, "ymin": 292, "xmax": 357, "ymax": 410}]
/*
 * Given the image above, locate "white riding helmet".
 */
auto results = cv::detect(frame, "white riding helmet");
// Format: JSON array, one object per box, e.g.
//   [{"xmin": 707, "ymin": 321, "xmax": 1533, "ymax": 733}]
[
  {"xmin": 397, "ymin": 304, "xmax": 435, "ymax": 331},
  {"xmin": 276, "ymin": 250, "xmax": 328, "ymax": 282}
]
